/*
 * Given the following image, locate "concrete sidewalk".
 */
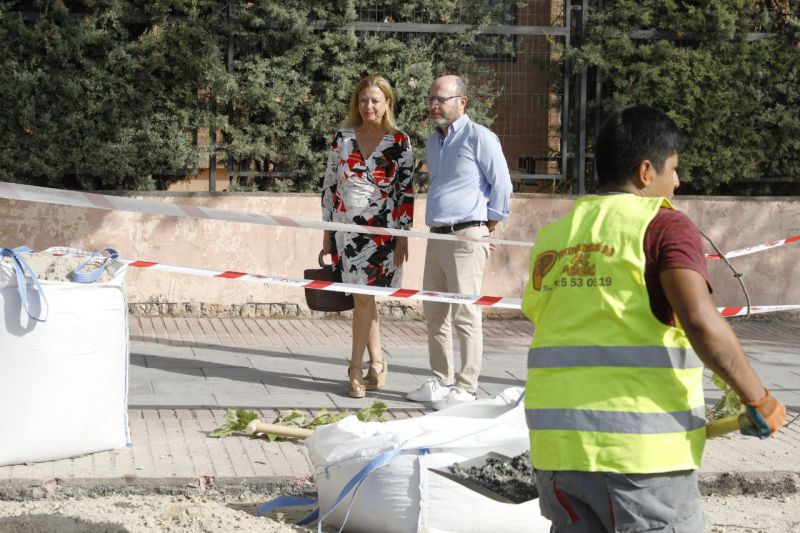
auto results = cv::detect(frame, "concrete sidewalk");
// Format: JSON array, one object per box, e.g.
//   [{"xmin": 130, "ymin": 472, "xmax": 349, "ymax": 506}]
[{"xmin": 1, "ymin": 317, "xmax": 798, "ymax": 490}]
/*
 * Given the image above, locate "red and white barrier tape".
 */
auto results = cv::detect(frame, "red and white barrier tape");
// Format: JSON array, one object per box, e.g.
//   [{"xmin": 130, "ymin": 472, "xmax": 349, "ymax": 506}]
[
  {"xmin": 719, "ymin": 304, "xmax": 800, "ymax": 317},
  {"xmin": 0, "ymin": 181, "xmax": 533, "ymax": 248},
  {"xmin": 3, "ymin": 181, "xmax": 797, "ymax": 260},
  {"xmin": 706, "ymin": 234, "xmax": 800, "ymax": 260},
  {"xmin": 45, "ymin": 248, "xmax": 522, "ymax": 309},
  {"xmin": 43, "ymin": 247, "xmax": 800, "ymax": 316}
]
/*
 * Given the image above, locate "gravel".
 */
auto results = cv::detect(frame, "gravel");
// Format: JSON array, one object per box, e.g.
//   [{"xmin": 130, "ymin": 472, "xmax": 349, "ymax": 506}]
[{"xmin": 447, "ymin": 452, "xmax": 538, "ymax": 504}]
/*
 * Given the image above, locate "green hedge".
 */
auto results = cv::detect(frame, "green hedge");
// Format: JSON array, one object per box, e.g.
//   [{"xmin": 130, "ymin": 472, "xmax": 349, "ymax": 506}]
[
  {"xmin": 573, "ymin": 0, "xmax": 800, "ymax": 194},
  {"xmin": 0, "ymin": 0, "xmax": 507, "ymax": 191}
]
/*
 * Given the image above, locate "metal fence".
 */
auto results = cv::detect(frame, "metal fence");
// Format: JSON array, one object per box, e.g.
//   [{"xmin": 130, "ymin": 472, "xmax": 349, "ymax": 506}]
[
  {"xmin": 217, "ymin": 0, "xmax": 571, "ymax": 193},
  {"xmin": 207, "ymin": 0, "xmax": 796, "ymax": 195}
]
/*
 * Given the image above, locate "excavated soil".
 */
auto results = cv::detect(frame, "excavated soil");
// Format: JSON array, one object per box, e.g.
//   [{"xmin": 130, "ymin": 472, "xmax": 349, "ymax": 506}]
[
  {"xmin": 704, "ymin": 492, "xmax": 800, "ymax": 532},
  {"xmin": 0, "ymin": 475, "xmax": 798, "ymax": 532},
  {"xmin": 0, "ymin": 494, "xmax": 306, "ymax": 533}
]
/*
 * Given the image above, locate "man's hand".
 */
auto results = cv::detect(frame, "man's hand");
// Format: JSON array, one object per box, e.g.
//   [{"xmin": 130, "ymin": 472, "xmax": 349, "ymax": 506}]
[
  {"xmin": 742, "ymin": 389, "xmax": 786, "ymax": 439},
  {"xmin": 393, "ymin": 237, "xmax": 409, "ymax": 267},
  {"xmin": 485, "ymin": 221, "xmax": 499, "ymax": 252}
]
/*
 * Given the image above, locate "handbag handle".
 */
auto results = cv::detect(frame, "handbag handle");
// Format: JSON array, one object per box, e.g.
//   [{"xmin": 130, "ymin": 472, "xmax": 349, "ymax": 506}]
[{"xmin": 318, "ymin": 250, "xmax": 333, "ymax": 268}]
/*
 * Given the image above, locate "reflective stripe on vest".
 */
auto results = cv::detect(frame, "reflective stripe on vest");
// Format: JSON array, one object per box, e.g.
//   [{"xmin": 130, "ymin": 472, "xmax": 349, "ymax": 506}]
[
  {"xmin": 526, "ymin": 406, "xmax": 707, "ymax": 434},
  {"xmin": 528, "ymin": 345, "xmax": 702, "ymax": 370}
]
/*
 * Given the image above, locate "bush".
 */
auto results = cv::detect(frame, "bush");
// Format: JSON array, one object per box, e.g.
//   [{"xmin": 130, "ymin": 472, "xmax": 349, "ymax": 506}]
[{"xmin": 572, "ymin": 0, "xmax": 800, "ymax": 193}]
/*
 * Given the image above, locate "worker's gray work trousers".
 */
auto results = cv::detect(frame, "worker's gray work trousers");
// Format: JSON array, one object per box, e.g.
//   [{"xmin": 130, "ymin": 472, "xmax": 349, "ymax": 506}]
[{"xmin": 534, "ymin": 469, "xmax": 704, "ymax": 532}]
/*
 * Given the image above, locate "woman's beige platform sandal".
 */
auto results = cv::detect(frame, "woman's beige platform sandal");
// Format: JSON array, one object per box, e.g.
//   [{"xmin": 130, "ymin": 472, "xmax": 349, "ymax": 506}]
[
  {"xmin": 365, "ymin": 360, "xmax": 388, "ymax": 390},
  {"xmin": 348, "ymin": 365, "xmax": 366, "ymax": 398}
]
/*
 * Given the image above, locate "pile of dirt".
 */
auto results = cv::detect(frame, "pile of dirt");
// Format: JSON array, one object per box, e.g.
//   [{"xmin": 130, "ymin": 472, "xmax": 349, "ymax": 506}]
[
  {"xmin": 448, "ymin": 452, "xmax": 538, "ymax": 504},
  {"xmin": 0, "ymin": 494, "xmax": 305, "ymax": 533},
  {"xmin": 700, "ymin": 472, "xmax": 799, "ymax": 497},
  {"xmin": 1, "ymin": 252, "xmax": 121, "ymax": 284}
]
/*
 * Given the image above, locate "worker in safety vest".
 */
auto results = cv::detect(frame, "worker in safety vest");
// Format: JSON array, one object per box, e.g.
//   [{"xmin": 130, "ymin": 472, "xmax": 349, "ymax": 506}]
[{"xmin": 522, "ymin": 105, "xmax": 786, "ymax": 532}]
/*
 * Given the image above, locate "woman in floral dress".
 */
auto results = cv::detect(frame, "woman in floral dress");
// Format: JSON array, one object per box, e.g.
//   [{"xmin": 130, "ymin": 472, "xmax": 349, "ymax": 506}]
[{"xmin": 321, "ymin": 75, "xmax": 414, "ymax": 398}]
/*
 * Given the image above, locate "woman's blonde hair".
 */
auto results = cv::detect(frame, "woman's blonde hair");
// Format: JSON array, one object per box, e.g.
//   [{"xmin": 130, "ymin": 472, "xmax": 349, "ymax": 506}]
[{"xmin": 344, "ymin": 75, "xmax": 397, "ymax": 132}]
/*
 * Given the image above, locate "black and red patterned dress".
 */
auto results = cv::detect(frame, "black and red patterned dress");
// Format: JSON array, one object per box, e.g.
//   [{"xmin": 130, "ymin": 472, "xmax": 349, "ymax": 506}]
[{"xmin": 321, "ymin": 127, "xmax": 414, "ymax": 287}]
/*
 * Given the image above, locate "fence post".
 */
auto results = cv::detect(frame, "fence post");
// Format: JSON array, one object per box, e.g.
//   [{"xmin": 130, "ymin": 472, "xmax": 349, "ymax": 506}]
[
  {"xmin": 226, "ymin": 0, "xmax": 234, "ymax": 188},
  {"xmin": 574, "ymin": 0, "xmax": 588, "ymax": 194},
  {"xmin": 209, "ymin": 96, "xmax": 217, "ymax": 193},
  {"xmin": 561, "ymin": 0, "xmax": 572, "ymax": 192}
]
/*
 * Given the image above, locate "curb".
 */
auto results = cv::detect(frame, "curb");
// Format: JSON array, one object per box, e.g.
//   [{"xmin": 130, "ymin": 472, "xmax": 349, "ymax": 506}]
[
  {"xmin": 0, "ymin": 475, "xmax": 314, "ymax": 501},
  {"xmin": 3, "ymin": 471, "xmax": 798, "ymax": 502}
]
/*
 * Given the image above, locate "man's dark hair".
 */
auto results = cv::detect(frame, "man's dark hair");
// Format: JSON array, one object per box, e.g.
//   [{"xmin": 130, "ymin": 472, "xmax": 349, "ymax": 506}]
[{"xmin": 594, "ymin": 105, "xmax": 684, "ymax": 188}]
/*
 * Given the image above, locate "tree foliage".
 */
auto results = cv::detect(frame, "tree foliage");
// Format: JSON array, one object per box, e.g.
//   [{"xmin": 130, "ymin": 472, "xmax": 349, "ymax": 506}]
[
  {"xmin": 221, "ymin": 0, "xmax": 505, "ymax": 191},
  {"xmin": 573, "ymin": 0, "xmax": 800, "ymax": 194},
  {"xmin": 0, "ymin": 0, "xmax": 507, "ymax": 191},
  {"xmin": 0, "ymin": 0, "xmax": 222, "ymax": 190}
]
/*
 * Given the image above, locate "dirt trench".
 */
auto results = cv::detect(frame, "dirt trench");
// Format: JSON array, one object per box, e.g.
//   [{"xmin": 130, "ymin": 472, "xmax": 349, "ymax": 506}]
[{"xmin": 1, "ymin": 473, "xmax": 799, "ymax": 532}]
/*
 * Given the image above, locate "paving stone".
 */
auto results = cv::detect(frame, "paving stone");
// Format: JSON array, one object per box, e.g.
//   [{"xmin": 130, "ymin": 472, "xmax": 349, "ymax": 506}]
[
  {"xmin": 288, "ymin": 346, "xmax": 352, "ymax": 358},
  {"xmin": 129, "ymin": 344, "xmax": 195, "ymax": 358},
  {"xmin": 128, "ymin": 391, "xmax": 218, "ymax": 408},
  {"xmin": 127, "ymin": 380, "xmax": 154, "ymax": 395},
  {"xmin": 141, "ymin": 356, "xmax": 207, "ymax": 370},
  {"xmin": 254, "ymin": 393, "xmax": 338, "ymax": 409},
  {"xmin": 130, "ymin": 367, "xmax": 204, "ymax": 380},
  {"xmin": 191, "ymin": 348, "xmax": 255, "ymax": 367},
  {"xmin": 383, "ymin": 346, "xmax": 431, "ymax": 359}
]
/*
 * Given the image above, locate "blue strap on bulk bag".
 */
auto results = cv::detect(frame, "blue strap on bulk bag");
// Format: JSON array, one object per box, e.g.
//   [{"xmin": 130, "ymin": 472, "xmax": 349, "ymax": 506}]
[
  {"xmin": 70, "ymin": 248, "xmax": 119, "ymax": 283},
  {"xmin": 257, "ymin": 447, "xmax": 403, "ymax": 532},
  {"xmin": 0, "ymin": 246, "xmax": 49, "ymax": 322},
  {"xmin": 316, "ymin": 448, "xmax": 403, "ymax": 533},
  {"xmin": 257, "ymin": 496, "xmax": 319, "ymax": 526},
  {"xmin": 514, "ymin": 390, "xmax": 525, "ymax": 408}
]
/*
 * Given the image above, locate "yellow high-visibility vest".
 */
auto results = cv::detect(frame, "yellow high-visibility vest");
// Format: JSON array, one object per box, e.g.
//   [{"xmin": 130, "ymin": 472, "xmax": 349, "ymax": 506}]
[{"xmin": 522, "ymin": 194, "xmax": 705, "ymax": 473}]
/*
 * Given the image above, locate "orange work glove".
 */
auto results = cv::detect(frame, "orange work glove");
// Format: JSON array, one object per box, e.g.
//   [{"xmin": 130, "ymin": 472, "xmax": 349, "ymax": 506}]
[{"xmin": 741, "ymin": 389, "xmax": 786, "ymax": 439}]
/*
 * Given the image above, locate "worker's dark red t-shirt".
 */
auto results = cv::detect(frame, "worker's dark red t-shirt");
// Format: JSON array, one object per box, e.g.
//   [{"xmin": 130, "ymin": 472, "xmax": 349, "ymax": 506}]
[{"xmin": 644, "ymin": 208, "xmax": 710, "ymax": 327}]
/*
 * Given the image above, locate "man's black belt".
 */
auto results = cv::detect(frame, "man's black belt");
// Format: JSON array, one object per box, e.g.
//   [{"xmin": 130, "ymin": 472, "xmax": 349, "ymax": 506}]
[{"xmin": 430, "ymin": 221, "xmax": 487, "ymax": 234}]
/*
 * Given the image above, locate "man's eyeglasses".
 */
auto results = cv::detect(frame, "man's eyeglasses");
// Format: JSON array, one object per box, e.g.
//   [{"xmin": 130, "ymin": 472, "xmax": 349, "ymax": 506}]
[{"xmin": 424, "ymin": 95, "xmax": 464, "ymax": 105}]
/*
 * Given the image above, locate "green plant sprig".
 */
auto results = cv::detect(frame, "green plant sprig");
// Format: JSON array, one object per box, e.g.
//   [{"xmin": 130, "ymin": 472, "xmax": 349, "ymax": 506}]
[{"xmin": 210, "ymin": 400, "xmax": 388, "ymax": 440}]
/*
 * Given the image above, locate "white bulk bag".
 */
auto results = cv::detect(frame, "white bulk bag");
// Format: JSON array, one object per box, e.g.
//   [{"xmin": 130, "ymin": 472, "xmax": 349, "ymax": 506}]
[
  {"xmin": 0, "ymin": 248, "xmax": 130, "ymax": 466},
  {"xmin": 305, "ymin": 387, "xmax": 551, "ymax": 533}
]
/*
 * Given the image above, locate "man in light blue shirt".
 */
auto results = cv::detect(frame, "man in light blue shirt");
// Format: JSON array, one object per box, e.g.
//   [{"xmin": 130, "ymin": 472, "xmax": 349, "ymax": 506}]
[{"xmin": 406, "ymin": 75, "xmax": 512, "ymax": 410}]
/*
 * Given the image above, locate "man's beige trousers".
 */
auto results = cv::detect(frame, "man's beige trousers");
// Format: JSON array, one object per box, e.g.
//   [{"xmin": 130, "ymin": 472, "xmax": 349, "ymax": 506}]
[{"xmin": 422, "ymin": 224, "xmax": 490, "ymax": 393}]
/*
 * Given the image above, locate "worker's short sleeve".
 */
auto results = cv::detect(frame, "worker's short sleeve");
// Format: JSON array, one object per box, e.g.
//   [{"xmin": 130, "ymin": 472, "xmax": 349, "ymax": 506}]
[{"xmin": 644, "ymin": 209, "xmax": 710, "ymax": 326}]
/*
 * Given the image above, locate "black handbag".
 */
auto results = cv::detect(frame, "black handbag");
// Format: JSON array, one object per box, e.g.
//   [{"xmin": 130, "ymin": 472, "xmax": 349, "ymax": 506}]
[{"xmin": 304, "ymin": 251, "xmax": 354, "ymax": 312}]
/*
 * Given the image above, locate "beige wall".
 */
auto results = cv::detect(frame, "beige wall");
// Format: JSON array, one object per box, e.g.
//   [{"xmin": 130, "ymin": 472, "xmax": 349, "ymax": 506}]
[{"xmin": 1, "ymin": 193, "xmax": 798, "ymax": 316}]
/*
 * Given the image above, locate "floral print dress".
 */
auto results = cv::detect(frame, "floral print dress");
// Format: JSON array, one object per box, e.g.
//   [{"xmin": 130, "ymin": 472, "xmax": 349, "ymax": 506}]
[{"xmin": 321, "ymin": 127, "xmax": 414, "ymax": 287}]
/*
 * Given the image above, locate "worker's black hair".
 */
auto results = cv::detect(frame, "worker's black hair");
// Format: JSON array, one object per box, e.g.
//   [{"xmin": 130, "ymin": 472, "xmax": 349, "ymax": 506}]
[{"xmin": 594, "ymin": 105, "xmax": 684, "ymax": 188}]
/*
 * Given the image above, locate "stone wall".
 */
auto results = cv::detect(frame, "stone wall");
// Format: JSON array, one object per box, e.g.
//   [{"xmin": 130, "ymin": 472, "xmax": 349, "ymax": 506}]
[{"xmin": 1, "ymin": 192, "xmax": 798, "ymax": 319}]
